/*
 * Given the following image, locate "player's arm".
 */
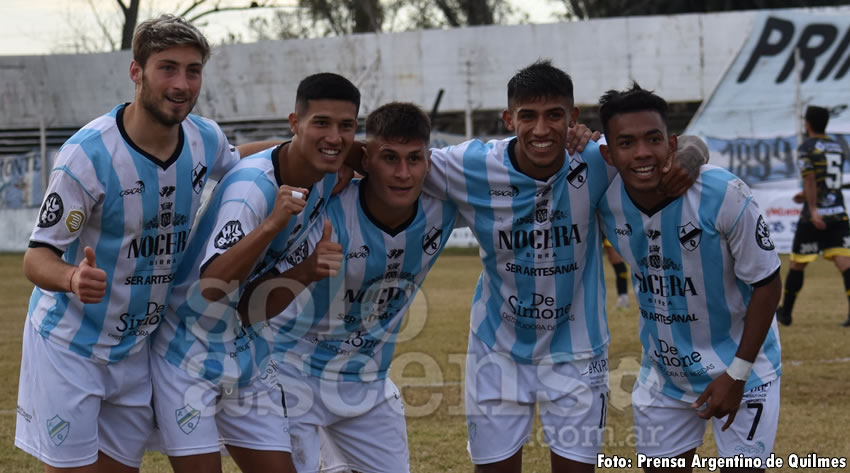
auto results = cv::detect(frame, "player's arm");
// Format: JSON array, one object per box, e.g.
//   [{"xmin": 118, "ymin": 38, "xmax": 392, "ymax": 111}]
[
  {"xmin": 238, "ymin": 219, "xmax": 342, "ymax": 325},
  {"xmin": 199, "ymin": 184, "xmax": 309, "ymax": 302},
  {"xmin": 692, "ymin": 272, "xmax": 780, "ymax": 430},
  {"xmin": 802, "ymin": 171, "xmax": 825, "ymax": 229},
  {"xmin": 23, "ymin": 246, "xmax": 106, "ymax": 304},
  {"xmin": 236, "ymin": 141, "xmax": 281, "ymax": 157}
]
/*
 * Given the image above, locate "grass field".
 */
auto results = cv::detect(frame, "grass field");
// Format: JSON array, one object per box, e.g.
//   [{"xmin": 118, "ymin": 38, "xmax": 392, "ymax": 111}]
[{"xmin": 1, "ymin": 251, "xmax": 848, "ymax": 472}]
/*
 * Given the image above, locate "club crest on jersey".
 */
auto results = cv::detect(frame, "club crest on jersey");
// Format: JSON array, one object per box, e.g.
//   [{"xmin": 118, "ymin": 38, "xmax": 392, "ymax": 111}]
[
  {"xmin": 175, "ymin": 404, "xmax": 200, "ymax": 435},
  {"xmin": 65, "ymin": 210, "xmax": 85, "ymax": 233},
  {"xmin": 387, "ymin": 248, "xmax": 405, "ymax": 259},
  {"xmin": 38, "ymin": 193, "xmax": 63, "ymax": 228},
  {"xmin": 535, "ymin": 200, "xmax": 549, "ymax": 224},
  {"xmin": 385, "ymin": 262, "xmax": 401, "ymax": 281},
  {"xmin": 678, "ymin": 222, "xmax": 702, "ymax": 251},
  {"xmin": 214, "ymin": 220, "xmax": 245, "ymax": 249},
  {"xmin": 192, "ymin": 162, "xmax": 207, "ymax": 194},
  {"xmin": 423, "ymin": 227, "xmax": 443, "ymax": 255},
  {"xmin": 46, "ymin": 415, "xmax": 70, "ymax": 446},
  {"xmin": 159, "ymin": 202, "xmax": 173, "ymax": 228},
  {"xmin": 567, "ymin": 158, "xmax": 588, "ymax": 189},
  {"xmin": 755, "ymin": 216, "xmax": 775, "ymax": 251}
]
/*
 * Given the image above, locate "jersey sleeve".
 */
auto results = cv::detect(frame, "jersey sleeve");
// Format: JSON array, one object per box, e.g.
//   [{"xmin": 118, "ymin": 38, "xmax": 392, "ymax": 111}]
[
  {"xmin": 423, "ymin": 145, "xmax": 454, "ymax": 201},
  {"xmin": 719, "ymin": 178, "xmax": 781, "ymax": 285},
  {"xmin": 797, "ymin": 142, "xmax": 816, "ymax": 176},
  {"xmin": 29, "ymin": 146, "xmax": 100, "ymax": 254},
  {"xmin": 200, "ymin": 179, "xmax": 270, "ymax": 271},
  {"xmin": 209, "ymin": 124, "xmax": 241, "ymax": 181}
]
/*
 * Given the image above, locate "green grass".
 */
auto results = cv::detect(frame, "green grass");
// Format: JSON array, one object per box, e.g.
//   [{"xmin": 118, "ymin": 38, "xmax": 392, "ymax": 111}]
[{"xmin": 1, "ymin": 253, "xmax": 848, "ymax": 471}]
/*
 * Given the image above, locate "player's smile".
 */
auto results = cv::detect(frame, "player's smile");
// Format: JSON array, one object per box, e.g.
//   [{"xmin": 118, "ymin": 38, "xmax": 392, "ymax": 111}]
[
  {"xmin": 133, "ymin": 44, "xmax": 203, "ymax": 127},
  {"xmin": 503, "ymin": 96, "xmax": 578, "ymax": 180},
  {"xmin": 363, "ymin": 137, "xmax": 430, "ymax": 228},
  {"xmin": 290, "ymin": 99, "xmax": 358, "ymax": 177}
]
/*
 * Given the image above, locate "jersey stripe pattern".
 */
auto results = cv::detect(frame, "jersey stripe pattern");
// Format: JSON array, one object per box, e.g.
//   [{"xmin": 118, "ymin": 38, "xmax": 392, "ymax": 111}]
[
  {"xmin": 598, "ymin": 165, "xmax": 782, "ymax": 402},
  {"xmin": 424, "ymin": 138, "xmax": 616, "ymax": 364},
  {"xmin": 152, "ymin": 145, "xmax": 337, "ymax": 387},
  {"xmin": 797, "ymin": 135, "xmax": 848, "ymax": 222},
  {"xmin": 269, "ymin": 179, "xmax": 457, "ymax": 382},
  {"xmin": 28, "ymin": 104, "xmax": 238, "ymax": 363}
]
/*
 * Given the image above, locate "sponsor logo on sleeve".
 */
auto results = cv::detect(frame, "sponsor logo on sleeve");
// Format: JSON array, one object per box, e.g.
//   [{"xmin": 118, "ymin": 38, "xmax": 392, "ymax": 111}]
[
  {"xmin": 65, "ymin": 210, "xmax": 85, "ymax": 233},
  {"xmin": 214, "ymin": 220, "xmax": 245, "ymax": 249},
  {"xmin": 38, "ymin": 193, "xmax": 63, "ymax": 228},
  {"xmin": 755, "ymin": 215, "xmax": 775, "ymax": 250}
]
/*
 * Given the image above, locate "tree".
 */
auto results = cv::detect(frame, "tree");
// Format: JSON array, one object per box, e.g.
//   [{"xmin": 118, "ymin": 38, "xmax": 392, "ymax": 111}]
[
  {"xmin": 250, "ymin": 0, "xmax": 524, "ymax": 40},
  {"xmin": 558, "ymin": 0, "xmax": 850, "ymax": 20}
]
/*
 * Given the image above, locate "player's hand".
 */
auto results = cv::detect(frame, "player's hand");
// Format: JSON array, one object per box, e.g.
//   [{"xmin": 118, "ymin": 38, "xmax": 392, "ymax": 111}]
[
  {"xmin": 657, "ymin": 150, "xmax": 694, "ymax": 197},
  {"xmin": 266, "ymin": 185, "xmax": 308, "ymax": 231},
  {"xmin": 299, "ymin": 220, "xmax": 343, "ymax": 283},
  {"xmin": 691, "ymin": 372, "xmax": 746, "ymax": 431},
  {"xmin": 810, "ymin": 212, "xmax": 826, "ymax": 230},
  {"xmin": 71, "ymin": 246, "xmax": 107, "ymax": 304},
  {"xmin": 566, "ymin": 123, "xmax": 600, "ymax": 155},
  {"xmin": 792, "ymin": 192, "xmax": 805, "ymax": 204},
  {"xmin": 332, "ymin": 165, "xmax": 354, "ymax": 195}
]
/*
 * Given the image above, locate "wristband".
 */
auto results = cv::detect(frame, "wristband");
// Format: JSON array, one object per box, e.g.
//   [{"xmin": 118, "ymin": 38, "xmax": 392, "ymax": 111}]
[
  {"xmin": 291, "ymin": 190, "xmax": 304, "ymax": 200},
  {"xmin": 725, "ymin": 357, "xmax": 753, "ymax": 381},
  {"xmin": 68, "ymin": 268, "xmax": 79, "ymax": 294}
]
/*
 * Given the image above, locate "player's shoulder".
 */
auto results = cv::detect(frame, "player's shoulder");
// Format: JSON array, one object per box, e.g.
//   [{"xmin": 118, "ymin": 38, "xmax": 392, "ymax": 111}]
[{"xmin": 695, "ymin": 165, "xmax": 752, "ymax": 199}]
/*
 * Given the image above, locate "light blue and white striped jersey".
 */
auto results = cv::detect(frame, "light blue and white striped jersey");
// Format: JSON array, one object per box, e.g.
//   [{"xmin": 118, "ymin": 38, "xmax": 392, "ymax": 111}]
[
  {"xmin": 269, "ymin": 179, "xmax": 457, "ymax": 382},
  {"xmin": 424, "ymin": 138, "xmax": 616, "ymax": 363},
  {"xmin": 597, "ymin": 165, "xmax": 782, "ymax": 402},
  {"xmin": 27, "ymin": 104, "xmax": 239, "ymax": 363},
  {"xmin": 152, "ymin": 144, "xmax": 337, "ymax": 386}
]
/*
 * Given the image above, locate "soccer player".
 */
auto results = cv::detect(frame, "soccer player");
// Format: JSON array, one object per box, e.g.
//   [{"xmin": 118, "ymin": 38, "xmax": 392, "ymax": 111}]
[
  {"xmin": 15, "ymin": 15, "xmax": 252, "ymax": 471},
  {"xmin": 423, "ymin": 61, "xmax": 700, "ymax": 473},
  {"xmin": 149, "ymin": 72, "xmax": 360, "ymax": 472},
  {"xmin": 776, "ymin": 105, "xmax": 850, "ymax": 327},
  {"xmin": 603, "ymin": 237, "xmax": 631, "ymax": 309},
  {"xmin": 238, "ymin": 101, "xmax": 457, "ymax": 473},
  {"xmin": 596, "ymin": 84, "xmax": 782, "ymax": 472}
]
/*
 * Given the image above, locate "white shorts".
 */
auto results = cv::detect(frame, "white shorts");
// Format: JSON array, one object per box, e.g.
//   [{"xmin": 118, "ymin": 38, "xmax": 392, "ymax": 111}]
[
  {"xmin": 465, "ymin": 332, "xmax": 610, "ymax": 465},
  {"xmin": 150, "ymin": 351, "xmax": 291, "ymax": 456},
  {"xmin": 632, "ymin": 378, "xmax": 781, "ymax": 461},
  {"xmin": 275, "ymin": 359, "xmax": 409, "ymax": 473},
  {"xmin": 15, "ymin": 321, "xmax": 153, "ymax": 468}
]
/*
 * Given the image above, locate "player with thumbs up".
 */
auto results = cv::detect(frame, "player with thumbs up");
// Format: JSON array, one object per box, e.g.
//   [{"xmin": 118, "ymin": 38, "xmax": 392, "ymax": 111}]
[{"xmin": 237, "ymin": 102, "xmax": 459, "ymax": 473}]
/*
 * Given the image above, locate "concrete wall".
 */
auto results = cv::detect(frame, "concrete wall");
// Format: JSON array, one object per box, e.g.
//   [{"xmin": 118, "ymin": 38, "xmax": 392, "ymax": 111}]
[{"xmin": 0, "ymin": 11, "xmax": 759, "ymax": 129}]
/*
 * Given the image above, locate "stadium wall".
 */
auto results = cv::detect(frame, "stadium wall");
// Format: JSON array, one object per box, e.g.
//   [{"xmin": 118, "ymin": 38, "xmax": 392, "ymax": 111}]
[{"xmin": 0, "ymin": 11, "xmax": 762, "ymax": 129}]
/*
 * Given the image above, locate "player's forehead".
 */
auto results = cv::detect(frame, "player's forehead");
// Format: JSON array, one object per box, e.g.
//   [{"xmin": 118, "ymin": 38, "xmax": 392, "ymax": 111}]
[
  {"xmin": 511, "ymin": 95, "xmax": 572, "ymax": 114},
  {"xmin": 607, "ymin": 110, "xmax": 666, "ymax": 139},
  {"xmin": 300, "ymin": 99, "xmax": 358, "ymax": 121},
  {"xmin": 369, "ymin": 136, "xmax": 427, "ymax": 154},
  {"xmin": 146, "ymin": 44, "xmax": 204, "ymax": 66}
]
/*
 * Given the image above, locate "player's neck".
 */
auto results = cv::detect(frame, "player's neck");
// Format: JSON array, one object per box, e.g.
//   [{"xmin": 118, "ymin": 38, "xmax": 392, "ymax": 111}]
[
  {"xmin": 122, "ymin": 102, "xmax": 181, "ymax": 162},
  {"xmin": 361, "ymin": 181, "xmax": 418, "ymax": 232},
  {"xmin": 625, "ymin": 185, "xmax": 667, "ymax": 214},
  {"xmin": 278, "ymin": 140, "xmax": 325, "ymax": 188}
]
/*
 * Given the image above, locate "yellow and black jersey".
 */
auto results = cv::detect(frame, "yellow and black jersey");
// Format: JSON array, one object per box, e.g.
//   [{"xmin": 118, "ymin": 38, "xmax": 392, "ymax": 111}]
[{"xmin": 798, "ymin": 135, "xmax": 848, "ymax": 222}]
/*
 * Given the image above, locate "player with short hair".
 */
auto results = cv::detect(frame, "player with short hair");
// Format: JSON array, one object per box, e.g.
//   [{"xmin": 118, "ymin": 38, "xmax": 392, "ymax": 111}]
[
  {"xmin": 597, "ymin": 84, "xmax": 782, "ymax": 472},
  {"xmin": 423, "ymin": 60, "xmax": 700, "ymax": 473},
  {"xmin": 16, "ymin": 15, "xmax": 247, "ymax": 471},
  {"xmin": 149, "ymin": 72, "xmax": 360, "ymax": 472},
  {"xmin": 237, "ymin": 102, "xmax": 456, "ymax": 472},
  {"xmin": 776, "ymin": 105, "xmax": 850, "ymax": 327}
]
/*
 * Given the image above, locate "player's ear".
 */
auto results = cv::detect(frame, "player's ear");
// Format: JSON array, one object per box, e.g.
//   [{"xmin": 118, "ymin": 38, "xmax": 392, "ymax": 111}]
[
  {"xmin": 502, "ymin": 109, "xmax": 515, "ymax": 132},
  {"xmin": 129, "ymin": 60, "xmax": 142, "ymax": 86},
  {"xmin": 288, "ymin": 112, "xmax": 298, "ymax": 135}
]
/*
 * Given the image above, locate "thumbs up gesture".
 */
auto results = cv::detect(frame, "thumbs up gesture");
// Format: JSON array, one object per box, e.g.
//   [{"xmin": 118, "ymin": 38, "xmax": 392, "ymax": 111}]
[
  {"xmin": 70, "ymin": 246, "xmax": 108, "ymax": 303},
  {"xmin": 302, "ymin": 219, "xmax": 344, "ymax": 282}
]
